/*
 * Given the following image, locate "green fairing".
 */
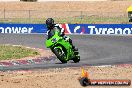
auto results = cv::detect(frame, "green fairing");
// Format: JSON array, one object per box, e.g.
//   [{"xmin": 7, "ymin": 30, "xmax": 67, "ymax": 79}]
[{"xmin": 45, "ymin": 28, "xmax": 80, "ymax": 63}]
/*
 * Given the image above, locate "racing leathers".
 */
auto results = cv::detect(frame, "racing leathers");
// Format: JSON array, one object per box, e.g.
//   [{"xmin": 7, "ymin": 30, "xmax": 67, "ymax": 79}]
[{"xmin": 46, "ymin": 24, "xmax": 77, "ymax": 51}]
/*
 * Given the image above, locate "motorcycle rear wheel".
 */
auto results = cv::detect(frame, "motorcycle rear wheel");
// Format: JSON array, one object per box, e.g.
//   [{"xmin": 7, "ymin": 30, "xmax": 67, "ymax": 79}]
[
  {"xmin": 73, "ymin": 50, "xmax": 80, "ymax": 63},
  {"xmin": 73, "ymin": 55, "xmax": 80, "ymax": 63}
]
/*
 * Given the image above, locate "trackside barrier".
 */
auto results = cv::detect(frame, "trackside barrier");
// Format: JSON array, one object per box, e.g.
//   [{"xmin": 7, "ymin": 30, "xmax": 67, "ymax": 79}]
[
  {"xmin": 1, "ymin": 24, "xmax": 132, "ymax": 35},
  {"xmin": 0, "ymin": 24, "xmax": 46, "ymax": 34}
]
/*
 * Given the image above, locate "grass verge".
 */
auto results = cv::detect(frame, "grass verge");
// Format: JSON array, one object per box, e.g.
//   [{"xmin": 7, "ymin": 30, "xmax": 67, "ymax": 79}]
[
  {"xmin": 0, "ymin": 16, "xmax": 129, "ymax": 24},
  {"xmin": 0, "ymin": 45, "xmax": 40, "ymax": 60}
]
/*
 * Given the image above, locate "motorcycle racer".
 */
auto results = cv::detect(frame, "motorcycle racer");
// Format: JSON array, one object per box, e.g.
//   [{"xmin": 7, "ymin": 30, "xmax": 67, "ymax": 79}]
[{"xmin": 45, "ymin": 18, "xmax": 77, "ymax": 51}]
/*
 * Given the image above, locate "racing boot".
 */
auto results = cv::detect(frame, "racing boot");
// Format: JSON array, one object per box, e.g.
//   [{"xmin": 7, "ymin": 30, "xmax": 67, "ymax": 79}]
[
  {"xmin": 72, "ymin": 45, "xmax": 78, "ymax": 51},
  {"xmin": 69, "ymin": 38, "xmax": 78, "ymax": 51},
  {"xmin": 64, "ymin": 36, "xmax": 78, "ymax": 51}
]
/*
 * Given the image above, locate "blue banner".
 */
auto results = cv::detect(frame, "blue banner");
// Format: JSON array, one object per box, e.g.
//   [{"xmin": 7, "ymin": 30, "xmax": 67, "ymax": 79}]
[
  {"xmin": 68, "ymin": 24, "xmax": 132, "ymax": 35},
  {"xmin": 1, "ymin": 24, "xmax": 132, "ymax": 35},
  {"xmin": 0, "ymin": 24, "xmax": 47, "ymax": 34}
]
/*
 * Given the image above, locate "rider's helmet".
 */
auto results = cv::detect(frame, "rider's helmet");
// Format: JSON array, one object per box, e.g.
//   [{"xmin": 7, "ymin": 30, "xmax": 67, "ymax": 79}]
[{"xmin": 45, "ymin": 18, "xmax": 54, "ymax": 29}]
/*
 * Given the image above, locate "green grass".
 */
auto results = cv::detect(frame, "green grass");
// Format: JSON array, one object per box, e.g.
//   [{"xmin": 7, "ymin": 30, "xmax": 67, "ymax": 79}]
[
  {"xmin": 0, "ymin": 16, "xmax": 129, "ymax": 24},
  {"xmin": 0, "ymin": 45, "xmax": 40, "ymax": 60}
]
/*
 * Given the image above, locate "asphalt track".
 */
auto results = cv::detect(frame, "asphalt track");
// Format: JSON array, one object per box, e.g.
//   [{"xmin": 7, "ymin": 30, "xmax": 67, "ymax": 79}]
[{"xmin": 0, "ymin": 34, "xmax": 132, "ymax": 71}]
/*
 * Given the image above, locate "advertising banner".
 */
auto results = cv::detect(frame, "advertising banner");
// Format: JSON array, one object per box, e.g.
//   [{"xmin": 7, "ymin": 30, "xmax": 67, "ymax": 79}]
[
  {"xmin": 68, "ymin": 24, "xmax": 132, "ymax": 35},
  {"xmin": 0, "ymin": 24, "xmax": 47, "ymax": 34},
  {"xmin": 0, "ymin": 23, "xmax": 132, "ymax": 35}
]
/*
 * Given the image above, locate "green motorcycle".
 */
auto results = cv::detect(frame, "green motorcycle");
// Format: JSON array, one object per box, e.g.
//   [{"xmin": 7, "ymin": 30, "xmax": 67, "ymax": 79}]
[{"xmin": 45, "ymin": 28, "xmax": 80, "ymax": 63}]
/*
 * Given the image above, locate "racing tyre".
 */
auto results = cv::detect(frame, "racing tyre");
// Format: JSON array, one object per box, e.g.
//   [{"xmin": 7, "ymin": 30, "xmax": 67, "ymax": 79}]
[
  {"xmin": 73, "ymin": 56, "xmax": 80, "ymax": 63},
  {"xmin": 53, "ymin": 48, "xmax": 67, "ymax": 63},
  {"xmin": 79, "ymin": 77, "xmax": 90, "ymax": 87}
]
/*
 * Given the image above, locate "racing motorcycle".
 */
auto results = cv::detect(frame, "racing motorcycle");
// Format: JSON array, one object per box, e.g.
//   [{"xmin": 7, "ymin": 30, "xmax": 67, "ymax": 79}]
[{"xmin": 45, "ymin": 27, "xmax": 80, "ymax": 63}]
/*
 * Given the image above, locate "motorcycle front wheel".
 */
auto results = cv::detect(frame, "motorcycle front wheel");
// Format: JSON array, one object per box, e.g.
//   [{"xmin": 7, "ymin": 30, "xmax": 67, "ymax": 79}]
[{"xmin": 53, "ymin": 47, "xmax": 67, "ymax": 63}]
